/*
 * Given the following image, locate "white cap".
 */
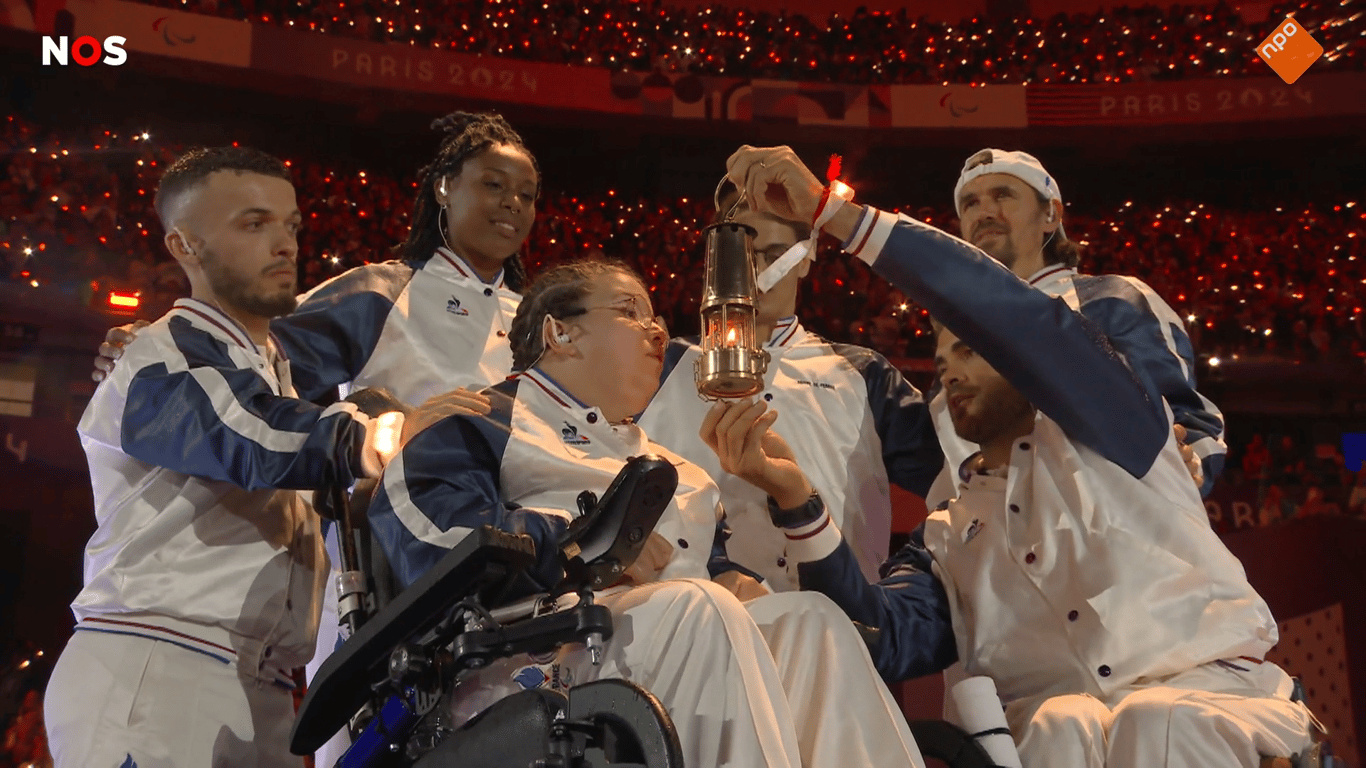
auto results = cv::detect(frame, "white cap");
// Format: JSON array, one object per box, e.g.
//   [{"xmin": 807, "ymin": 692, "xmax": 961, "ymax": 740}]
[{"xmin": 954, "ymin": 148, "xmax": 1062, "ymax": 216}]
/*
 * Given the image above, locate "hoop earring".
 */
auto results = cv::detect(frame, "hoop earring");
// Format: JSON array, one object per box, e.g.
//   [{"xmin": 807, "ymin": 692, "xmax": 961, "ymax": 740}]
[{"xmin": 438, "ymin": 205, "xmax": 455, "ymax": 254}]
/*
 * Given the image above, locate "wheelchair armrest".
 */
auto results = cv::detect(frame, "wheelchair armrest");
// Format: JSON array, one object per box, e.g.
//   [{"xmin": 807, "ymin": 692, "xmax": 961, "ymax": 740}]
[{"xmin": 290, "ymin": 526, "xmax": 536, "ymax": 756}]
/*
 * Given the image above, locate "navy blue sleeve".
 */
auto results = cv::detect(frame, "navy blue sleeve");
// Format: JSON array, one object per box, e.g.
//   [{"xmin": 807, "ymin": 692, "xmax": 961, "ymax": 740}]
[
  {"xmin": 832, "ymin": 343, "xmax": 944, "ymax": 497},
  {"xmin": 121, "ymin": 320, "xmax": 369, "ymax": 492},
  {"xmin": 269, "ymin": 262, "xmax": 412, "ymax": 402},
  {"xmin": 866, "ymin": 217, "xmax": 1170, "ymax": 478},
  {"xmin": 367, "ymin": 384, "xmax": 567, "ymax": 589},
  {"xmin": 1076, "ymin": 276, "xmax": 1226, "ymax": 495},
  {"xmin": 797, "ymin": 523, "xmax": 957, "ymax": 681}
]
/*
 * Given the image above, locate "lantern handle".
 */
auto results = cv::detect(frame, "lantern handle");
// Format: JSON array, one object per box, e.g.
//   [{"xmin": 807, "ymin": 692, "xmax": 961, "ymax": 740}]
[{"xmin": 714, "ymin": 175, "xmax": 746, "ymax": 222}]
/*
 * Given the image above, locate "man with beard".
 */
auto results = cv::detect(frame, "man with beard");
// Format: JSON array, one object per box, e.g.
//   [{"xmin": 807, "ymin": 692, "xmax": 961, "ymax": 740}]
[
  {"xmin": 45, "ymin": 147, "xmax": 406, "ymax": 768},
  {"xmin": 704, "ymin": 145, "xmax": 1319, "ymax": 768},
  {"xmin": 930, "ymin": 148, "xmax": 1223, "ymax": 503}
]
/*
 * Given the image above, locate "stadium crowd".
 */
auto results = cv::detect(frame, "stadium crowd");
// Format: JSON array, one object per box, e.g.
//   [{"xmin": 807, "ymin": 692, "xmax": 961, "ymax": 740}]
[
  {"xmin": 3, "ymin": 113, "xmax": 1362, "ymax": 363},
  {"xmin": 124, "ymin": 0, "xmax": 1362, "ymax": 84}
]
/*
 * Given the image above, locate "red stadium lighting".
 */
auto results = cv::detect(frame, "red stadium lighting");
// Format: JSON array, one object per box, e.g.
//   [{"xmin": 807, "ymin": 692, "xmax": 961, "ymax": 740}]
[{"xmin": 108, "ymin": 291, "xmax": 141, "ymax": 310}]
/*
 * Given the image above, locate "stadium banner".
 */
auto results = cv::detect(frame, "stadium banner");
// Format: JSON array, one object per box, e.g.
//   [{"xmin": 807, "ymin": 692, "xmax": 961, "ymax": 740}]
[
  {"xmin": 247, "ymin": 27, "xmax": 1033, "ymax": 129},
  {"xmin": 890, "ymin": 83, "xmax": 1029, "ymax": 128},
  {"xmin": 12, "ymin": 6, "xmax": 1359, "ymax": 128},
  {"xmin": 55, "ymin": 0, "xmax": 251, "ymax": 67},
  {"xmin": 1027, "ymin": 71, "xmax": 1366, "ymax": 125},
  {"xmin": 250, "ymin": 24, "xmax": 629, "ymax": 113}
]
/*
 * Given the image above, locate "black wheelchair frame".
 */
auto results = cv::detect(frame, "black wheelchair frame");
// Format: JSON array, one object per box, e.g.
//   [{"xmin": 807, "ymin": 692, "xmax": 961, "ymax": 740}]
[{"xmin": 293, "ymin": 455, "xmax": 687, "ymax": 768}]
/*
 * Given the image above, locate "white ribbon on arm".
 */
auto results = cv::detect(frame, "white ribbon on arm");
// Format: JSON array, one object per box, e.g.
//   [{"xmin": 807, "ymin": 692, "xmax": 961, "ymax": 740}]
[
  {"xmin": 755, "ymin": 181, "xmax": 853, "ymax": 293},
  {"xmin": 756, "ymin": 240, "xmax": 813, "ymax": 293}
]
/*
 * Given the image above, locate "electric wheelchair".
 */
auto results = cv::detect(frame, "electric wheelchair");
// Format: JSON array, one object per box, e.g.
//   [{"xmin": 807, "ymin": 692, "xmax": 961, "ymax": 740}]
[{"xmin": 291, "ymin": 454, "xmax": 686, "ymax": 768}]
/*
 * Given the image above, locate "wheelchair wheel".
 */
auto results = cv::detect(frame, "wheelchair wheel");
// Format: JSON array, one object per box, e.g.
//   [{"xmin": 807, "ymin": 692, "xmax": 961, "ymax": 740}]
[
  {"xmin": 411, "ymin": 680, "xmax": 681, "ymax": 768},
  {"xmin": 566, "ymin": 679, "xmax": 684, "ymax": 768}
]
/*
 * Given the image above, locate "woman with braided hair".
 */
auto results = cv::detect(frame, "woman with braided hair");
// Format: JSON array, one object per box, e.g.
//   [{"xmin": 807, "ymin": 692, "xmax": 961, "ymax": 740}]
[
  {"xmin": 274, "ymin": 110, "xmax": 542, "ymax": 764},
  {"xmin": 268, "ymin": 110, "xmax": 540, "ymax": 407}
]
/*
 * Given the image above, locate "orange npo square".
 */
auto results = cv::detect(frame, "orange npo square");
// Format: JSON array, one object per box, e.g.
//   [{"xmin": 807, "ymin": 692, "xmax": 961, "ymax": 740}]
[{"xmin": 1256, "ymin": 16, "xmax": 1323, "ymax": 84}]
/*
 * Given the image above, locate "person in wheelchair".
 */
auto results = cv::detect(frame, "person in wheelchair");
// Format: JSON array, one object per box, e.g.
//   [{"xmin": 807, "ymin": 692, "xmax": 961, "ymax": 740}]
[
  {"xmin": 707, "ymin": 147, "xmax": 1322, "ymax": 768},
  {"xmin": 368, "ymin": 259, "xmax": 929, "ymax": 768}
]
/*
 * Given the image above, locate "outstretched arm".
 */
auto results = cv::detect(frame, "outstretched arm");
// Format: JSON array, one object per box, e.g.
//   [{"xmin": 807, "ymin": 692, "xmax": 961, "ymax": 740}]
[
  {"xmin": 725, "ymin": 145, "xmax": 1169, "ymax": 478},
  {"xmin": 119, "ymin": 320, "xmax": 396, "ymax": 492}
]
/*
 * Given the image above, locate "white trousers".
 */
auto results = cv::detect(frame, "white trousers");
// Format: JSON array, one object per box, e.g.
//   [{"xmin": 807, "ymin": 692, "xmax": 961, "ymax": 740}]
[
  {"xmin": 451, "ymin": 578, "xmax": 925, "ymax": 768},
  {"xmin": 45, "ymin": 631, "xmax": 302, "ymax": 768},
  {"xmin": 1006, "ymin": 661, "xmax": 1317, "ymax": 768}
]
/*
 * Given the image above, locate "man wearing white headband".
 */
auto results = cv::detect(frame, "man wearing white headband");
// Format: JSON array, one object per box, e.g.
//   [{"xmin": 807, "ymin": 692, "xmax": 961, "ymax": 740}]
[
  {"xmin": 926, "ymin": 147, "xmax": 1225, "ymax": 506},
  {"xmin": 639, "ymin": 182, "xmax": 946, "ymax": 591}
]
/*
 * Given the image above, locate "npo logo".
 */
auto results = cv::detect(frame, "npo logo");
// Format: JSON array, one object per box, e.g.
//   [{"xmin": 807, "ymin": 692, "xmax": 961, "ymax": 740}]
[
  {"xmin": 1255, "ymin": 17, "xmax": 1323, "ymax": 85},
  {"xmin": 41, "ymin": 36, "xmax": 128, "ymax": 67}
]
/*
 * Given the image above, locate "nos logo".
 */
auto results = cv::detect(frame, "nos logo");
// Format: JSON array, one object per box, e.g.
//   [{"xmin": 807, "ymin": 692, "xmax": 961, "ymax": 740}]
[{"xmin": 42, "ymin": 36, "xmax": 128, "ymax": 66}]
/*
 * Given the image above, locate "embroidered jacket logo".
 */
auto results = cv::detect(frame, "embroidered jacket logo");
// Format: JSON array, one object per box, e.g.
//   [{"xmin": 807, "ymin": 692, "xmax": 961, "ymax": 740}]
[
  {"xmin": 561, "ymin": 422, "xmax": 590, "ymax": 445},
  {"xmin": 446, "ymin": 296, "xmax": 469, "ymax": 316}
]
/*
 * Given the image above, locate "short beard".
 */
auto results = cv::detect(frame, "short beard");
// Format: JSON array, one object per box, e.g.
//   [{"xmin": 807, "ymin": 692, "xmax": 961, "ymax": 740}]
[
  {"xmin": 978, "ymin": 237, "xmax": 1017, "ymax": 270},
  {"xmin": 201, "ymin": 247, "xmax": 298, "ymax": 318},
  {"xmin": 952, "ymin": 386, "xmax": 1035, "ymax": 446}
]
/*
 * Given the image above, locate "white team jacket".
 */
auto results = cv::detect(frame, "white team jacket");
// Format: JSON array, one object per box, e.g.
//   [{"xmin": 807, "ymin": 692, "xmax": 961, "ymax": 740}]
[
  {"xmin": 370, "ymin": 368, "xmax": 723, "ymax": 588},
  {"xmin": 790, "ymin": 208, "xmax": 1276, "ymax": 701},
  {"xmin": 74, "ymin": 299, "xmax": 378, "ymax": 685},
  {"xmin": 925, "ymin": 263, "xmax": 1227, "ymax": 507},
  {"xmin": 273, "ymin": 247, "xmax": 519, "ymax": 405},
  {"xmin": 639, "ymin": 319, "xmax": 942, "ymax": 590}
]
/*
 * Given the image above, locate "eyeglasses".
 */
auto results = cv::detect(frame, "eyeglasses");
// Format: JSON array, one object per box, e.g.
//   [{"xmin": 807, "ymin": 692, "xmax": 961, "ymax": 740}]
[{"xmin": 577, "ymin": 296, "xmax": 662, "ymax": 332}]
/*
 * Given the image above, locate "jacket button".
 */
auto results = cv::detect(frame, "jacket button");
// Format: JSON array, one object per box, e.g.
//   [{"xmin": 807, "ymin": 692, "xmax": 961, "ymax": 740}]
[
  {"xmin": 1024, "ymin": 552, "xmax": 1036, "ymax": 564},
  {"xmin": 586, "ymin": 413, "xmax": 598, "ymax": 424},
  {"xmin": 1009, "ymin": 503, "xmax": 1020, "ymax": 513},
  {"xmin": 1067, "ymin": 610, "xmax": 1079, "ymax": 621},
  {"xmin": 677, "ymin": 538, "xmax": 689, "ymax": 549},
  {"xmin": 777, "ymin": 557, "xmax": 787, "ymax": 567},
  {"xmin": 1098, "ymin": 664, "xmax": 1111, "ymax": 677},
  {"xmin": 496, "ymin": 330, "xmax": 507, "ymax": 337},
  {"xmin": 484, "ymin": 287, "xmax": 494, "ymax": 297},
  {"xmin": 1019, "ymin": 442, "xmax": 1031, "ymax": 451},
  {"xmin": 764, "ymin": 393, "xmax": 773, "ymax": 401}
]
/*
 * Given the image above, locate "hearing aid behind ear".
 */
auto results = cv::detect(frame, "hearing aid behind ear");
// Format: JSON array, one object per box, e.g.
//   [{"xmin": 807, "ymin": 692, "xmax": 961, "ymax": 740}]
[
  {"xmin": 556, "ymin": 333, "xmax": 571, "ymax": 343},
  {"xmin": 174, "ymin": 228, "xmax": 197, "ymax": 257}
]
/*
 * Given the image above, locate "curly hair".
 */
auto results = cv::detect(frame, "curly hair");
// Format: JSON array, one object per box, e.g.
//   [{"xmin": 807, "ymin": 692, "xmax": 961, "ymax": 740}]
[
  {"xmin": 398, "ymin": 111, "xmax": 540, "ymax": 292},
  {"xmin": 508, "ymin": 259, "xmax": 645, "ymax": 371},
  {"xmin": 153, "ymin": 146, "xmax": 291, "ymax": 230}
]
